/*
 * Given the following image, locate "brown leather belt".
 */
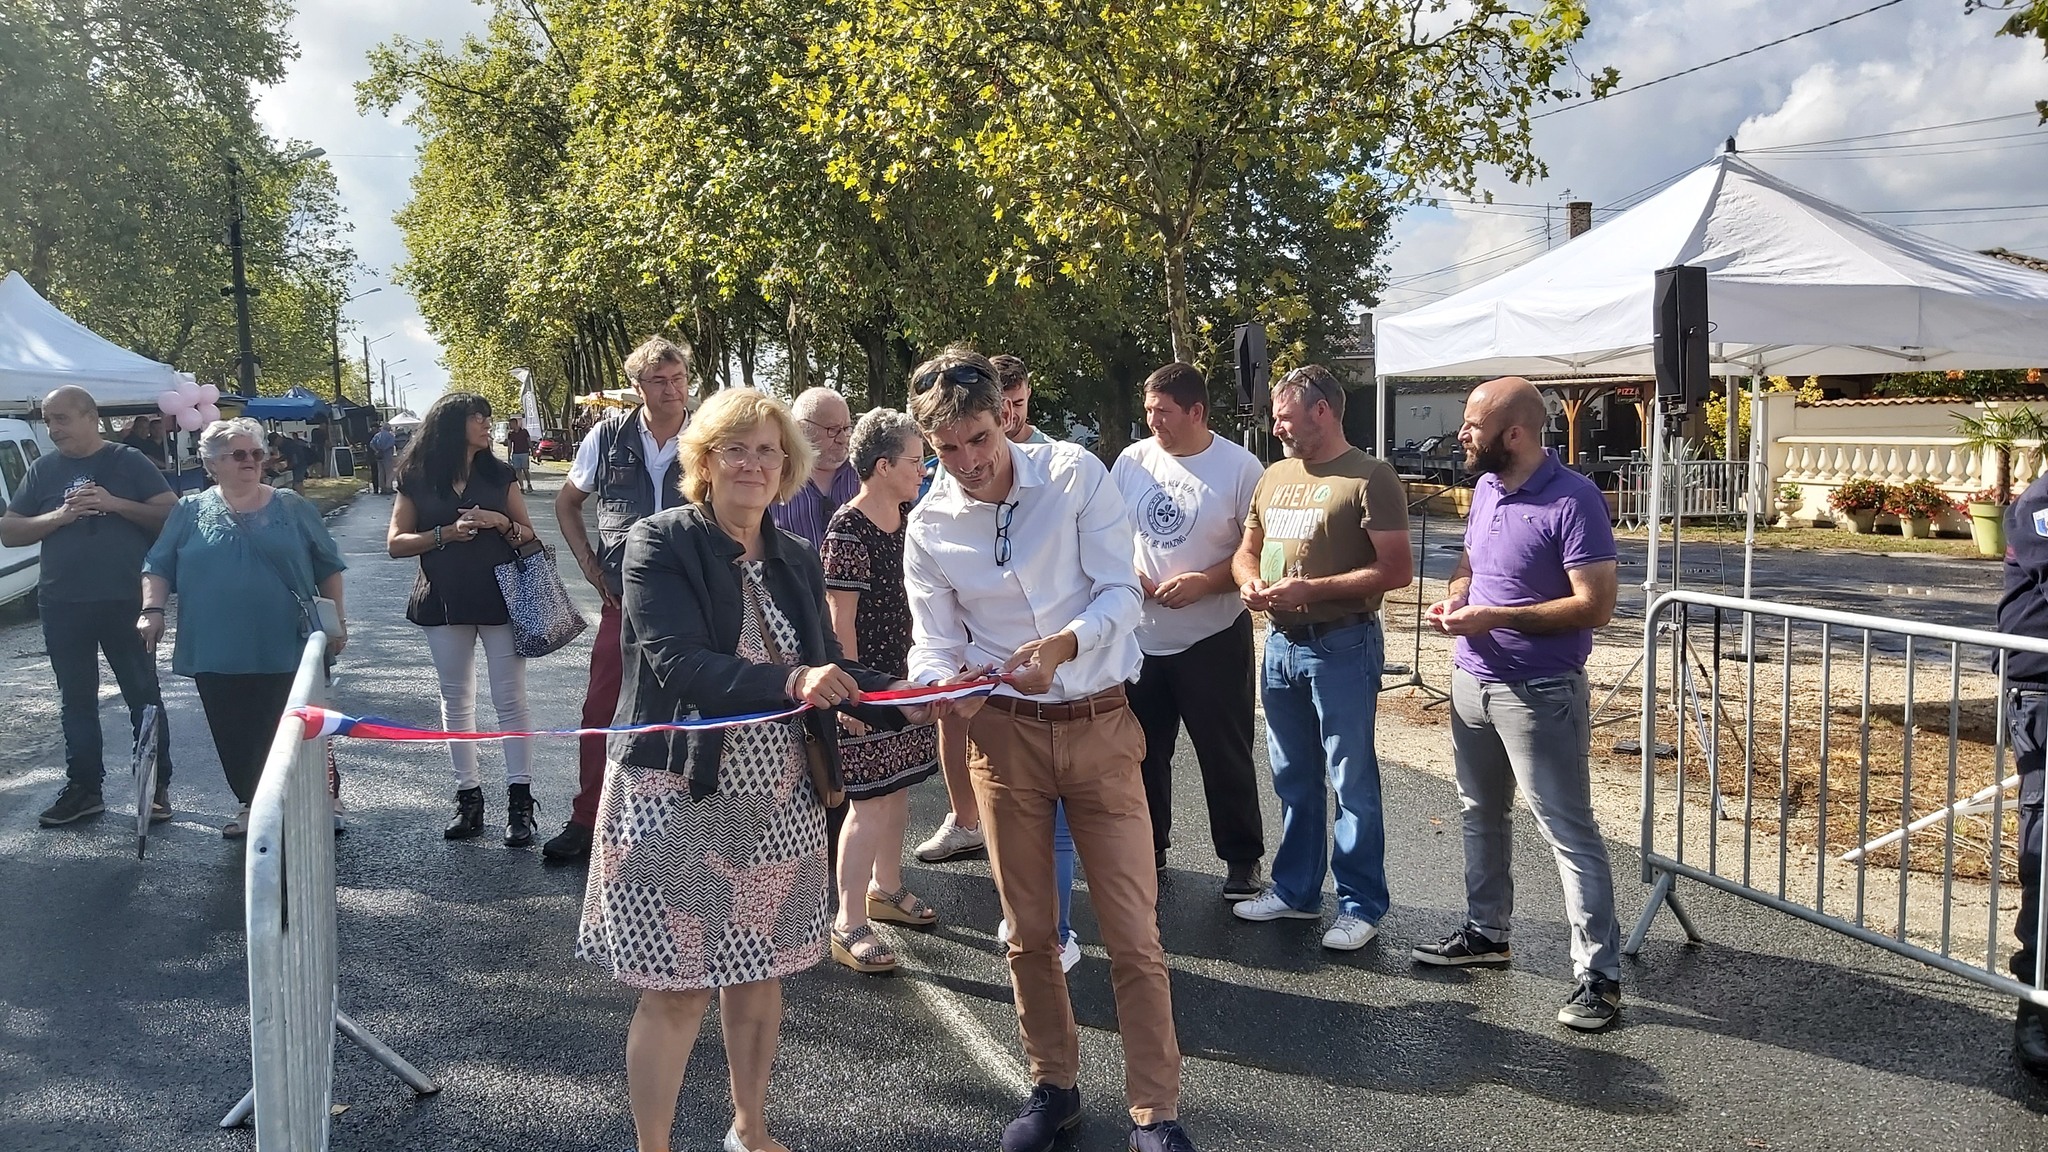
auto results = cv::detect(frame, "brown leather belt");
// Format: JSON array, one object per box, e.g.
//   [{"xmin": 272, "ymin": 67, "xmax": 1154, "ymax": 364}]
[
  {"xmin": 982, "ymin": 684, "xmax": 1128, "ymax": 722},
  {"xmin": 1272, "ymin": 610, "xmax": 1376, "ymax": 643}
]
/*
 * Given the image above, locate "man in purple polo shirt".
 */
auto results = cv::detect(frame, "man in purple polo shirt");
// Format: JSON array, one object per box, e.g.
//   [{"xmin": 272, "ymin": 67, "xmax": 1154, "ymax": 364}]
[{"xmin": 1418, "ymin": 376, "xmax": 1624, "ymax": 1032}]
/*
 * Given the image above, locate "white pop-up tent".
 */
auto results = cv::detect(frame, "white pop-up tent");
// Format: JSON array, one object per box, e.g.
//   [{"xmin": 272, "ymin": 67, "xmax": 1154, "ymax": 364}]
[
  {"xmin": 0, "ymin": 270, "xmax": 183, "ymax": 412},
  {"xmin": 1376, "ymin": 150, "xmax": 2048, "ymax": 381},
  {"xmin": 1375, "ymin": 149, "xmax": 2048, "ymax": 603}
]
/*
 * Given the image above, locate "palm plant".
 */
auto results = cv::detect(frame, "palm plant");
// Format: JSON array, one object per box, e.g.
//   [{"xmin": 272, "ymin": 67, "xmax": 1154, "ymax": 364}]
[{"xmin": 1953, "ymin": 406, "xmax": 2048, "ymax": 505}]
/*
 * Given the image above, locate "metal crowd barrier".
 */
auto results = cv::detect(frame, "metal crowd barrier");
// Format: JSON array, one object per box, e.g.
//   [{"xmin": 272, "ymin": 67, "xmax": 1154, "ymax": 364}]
[
  {"xmin": 1615, "ymin": 459, "xmax": 1750, "ymax": 525},
  {"xmin": 218, "ymin": 634, "xmax": 439, "ymax": 1147},
  {"xmin": 1625, "ymin": 590, "xmax": 2048, "ymax": 1008}
]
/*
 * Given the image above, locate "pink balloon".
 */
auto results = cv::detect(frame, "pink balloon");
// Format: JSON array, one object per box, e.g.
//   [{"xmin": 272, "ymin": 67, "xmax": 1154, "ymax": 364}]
[
  {"xmin": 176, "ymin": 408, "xmax": 205, "ymax": 432},
  {"xmin": 157, "ymin": 390, "xmax": 185, "ymax": 415},
  {"xmin": 197, "ymin": 383, "xmax": 220, "ymax": 404},
  {"xmin": 176, "ymin": 379, "xmax": 201, "ymax": 404},
  {"xmin": 197, "ymin": 403, "xmax": 220, "ymax": 423}
]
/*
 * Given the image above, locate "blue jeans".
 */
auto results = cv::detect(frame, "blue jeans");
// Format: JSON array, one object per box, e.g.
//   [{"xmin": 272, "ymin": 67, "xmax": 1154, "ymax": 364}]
[
  {"xmin": 1261, "ymin": 620, "xmax": 1388, "ymax": 922},
  {"xmin": 42, "ymin": 598, "xmax": 173, "ymax": 791}
]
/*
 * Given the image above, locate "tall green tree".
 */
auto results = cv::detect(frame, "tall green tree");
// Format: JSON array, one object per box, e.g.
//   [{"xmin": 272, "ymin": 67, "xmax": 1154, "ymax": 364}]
[
  {"xmin": 0, "ymin": 0, "xmax": 355, "ymax": 395},
  {"xmin": 797, "ymin": 0, "xmax": 1603, "ymax": 366}
]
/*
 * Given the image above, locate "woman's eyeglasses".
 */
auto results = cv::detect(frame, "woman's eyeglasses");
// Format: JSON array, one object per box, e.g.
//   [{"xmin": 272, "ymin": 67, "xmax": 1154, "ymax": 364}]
[
  {"xmin": 913, "ymin": 363, "xmax": 996, "ymax": 394},
  {"xmin": 220, "ymin": 448, "xmax": 266, "ymax": 463},
  {"xmin": 713, "ymin": 444, "xmax": 787, "ymax": 470}
]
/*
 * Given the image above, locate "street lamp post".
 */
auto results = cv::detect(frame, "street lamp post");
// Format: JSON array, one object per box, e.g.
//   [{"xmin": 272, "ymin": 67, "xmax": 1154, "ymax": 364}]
[
  {"xmin": 380, "ymin": 358, "xmax": 407, "ymax": 409},
  {"xmin": 224, "ymin": 147, "xmax": 325, "ymax": 398},
  {"xmin": 364, "ymin": 333, "xmax": 393, "ymax": 408},
  {"xmin": 331, "ymin": 287, "xmax": 382, "ymax": 402}
]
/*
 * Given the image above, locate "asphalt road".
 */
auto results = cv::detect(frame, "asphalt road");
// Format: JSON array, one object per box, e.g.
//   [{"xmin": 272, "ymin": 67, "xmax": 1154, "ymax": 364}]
[{"xmin": 0, "ymin": 476, "xmax": 2041, "ymax": 1152}]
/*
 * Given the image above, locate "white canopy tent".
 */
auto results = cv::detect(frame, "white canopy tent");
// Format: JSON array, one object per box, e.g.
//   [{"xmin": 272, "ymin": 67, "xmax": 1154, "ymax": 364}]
[
  {"xmin": 1376, "ymin": 150, "xmax": 2048, "ymax": 382},
  {"xmin": 0, "ymin": 270, "xmax": 183, "ymax": 412},
  {"xmin": 1374, "ymin": 149, "xmax": 2048, "ymax": 605}
]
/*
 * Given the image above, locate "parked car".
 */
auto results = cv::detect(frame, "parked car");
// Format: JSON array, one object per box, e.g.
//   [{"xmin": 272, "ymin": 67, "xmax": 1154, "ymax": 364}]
[
  {"xmin": 535, "ymin": 429, "xmax": 572, "ymax": 462},
  {"xmin": 0, "ymin": 416, "xmax": 56, "ymax": 609}
]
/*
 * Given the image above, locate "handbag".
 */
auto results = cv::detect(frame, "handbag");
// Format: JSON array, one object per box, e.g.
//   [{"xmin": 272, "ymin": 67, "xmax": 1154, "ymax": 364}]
[
  {"xmin": 493, "ymin": 537, "xmax": 588, "ymax": 658},
  {"xmin": 747, "ymin": 579, "xmax": 843, "ymax": 808},
  {"xmin": 229, "ymin": 506, "xmax": 341, "ymax": 650}
]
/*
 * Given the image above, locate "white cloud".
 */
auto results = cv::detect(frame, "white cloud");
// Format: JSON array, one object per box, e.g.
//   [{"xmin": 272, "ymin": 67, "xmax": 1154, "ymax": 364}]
[
  {"xmin": 1380, "ymin": 0, "xmax": 2048, "ymax": 314},
  {"xmin": 255, "ymin": 0, "xmax": 493, "ymax": 411}
]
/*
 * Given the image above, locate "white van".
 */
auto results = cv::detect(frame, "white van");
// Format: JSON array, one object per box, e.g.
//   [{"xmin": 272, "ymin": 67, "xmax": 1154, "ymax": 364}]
[{"xmin": 0, "ymin": 416, "xmax": 57, "ymax": 608}]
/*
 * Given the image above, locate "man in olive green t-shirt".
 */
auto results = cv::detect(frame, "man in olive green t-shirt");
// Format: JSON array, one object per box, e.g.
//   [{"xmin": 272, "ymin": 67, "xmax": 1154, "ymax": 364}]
[{"xmin": 1231, "ymin": 365, "xmax": 1412, "ymax": 950}]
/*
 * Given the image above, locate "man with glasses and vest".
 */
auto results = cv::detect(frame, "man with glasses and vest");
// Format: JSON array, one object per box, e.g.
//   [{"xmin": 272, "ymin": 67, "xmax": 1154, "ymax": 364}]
[
  {"xmin": 773, "ymin": 386, "xmax": 860, "ymax": 551},
  {"xmin": 540, "ymin": 336, "xmax": 693, "ymax": 864},
  {"xmin": 905, "ymin": 347, "xmax": 1195, "ymax": 1152},
  {"xmin": 1231, "ymin": 364, "xmax": 1412, "ymax": 952}
]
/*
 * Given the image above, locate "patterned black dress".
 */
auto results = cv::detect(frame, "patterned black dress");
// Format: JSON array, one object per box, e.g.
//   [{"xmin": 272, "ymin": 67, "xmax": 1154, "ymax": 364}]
[
  {"xmin": 576, "ymin": 561, "xmax": 827, "ymax": 989},
  {"xmin": 820, "ymin": 504, "xmax": 939, "ymax": 801}
]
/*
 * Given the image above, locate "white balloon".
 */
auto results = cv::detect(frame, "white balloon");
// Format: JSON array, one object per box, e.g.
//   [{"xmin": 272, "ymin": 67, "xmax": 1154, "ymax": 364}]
[
  {"xmin": 198, "ymin": 403, "xmax": 221, "ymax": 423},
  {"xmin": 176, "ymin": 379, "xmax": 202, "ymax": 403},
  {"xmin": 176, "ymin": 408, "xmax": 205, "ymax": 432},
  {"xmin": 157, "ymin": 390, "xmax": 185, "ymax": 415},
  {"xmin": 197, "ymin": 383, "xmax": 220, "ymax": 404}
]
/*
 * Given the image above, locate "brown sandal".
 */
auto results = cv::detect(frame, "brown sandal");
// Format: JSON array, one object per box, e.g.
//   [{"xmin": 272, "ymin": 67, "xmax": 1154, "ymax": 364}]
[
  {"xmin": 866, "ymin": 884, "xmax": 938, "ymax": 928},
  {"xmin": 831, "ymin": 924, "xmax": 898, "ymax": 974}
]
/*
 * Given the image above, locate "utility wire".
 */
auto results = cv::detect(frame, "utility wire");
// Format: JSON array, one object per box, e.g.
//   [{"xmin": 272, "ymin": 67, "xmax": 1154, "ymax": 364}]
[
  {"xmin": 1744, "ymin": 111, "xmax": 2038, "ymax": 151},
  {"xmin": 1531, "ymin": 0, "xmax": 1913, "ymax": 120}
]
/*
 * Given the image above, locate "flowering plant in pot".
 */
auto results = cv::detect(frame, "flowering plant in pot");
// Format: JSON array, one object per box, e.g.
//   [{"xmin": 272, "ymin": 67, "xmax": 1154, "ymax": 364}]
[
  {"xmin": 1885, "ymin": 479, "xmax": 1954, "ymax": 540},
  {"xmin": 1829, "ymin": 478, "xmax": 1890, "ymax": 534}
]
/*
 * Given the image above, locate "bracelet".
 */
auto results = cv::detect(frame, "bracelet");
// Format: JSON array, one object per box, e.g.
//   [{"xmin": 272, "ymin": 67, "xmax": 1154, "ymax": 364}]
[
  {"xmin": 433, "ymin": 525, "xmax": 444, "ymax": 550},
  {"xmin": 139, "ymin": 607, "xmax": 165, "ymax": 616}
]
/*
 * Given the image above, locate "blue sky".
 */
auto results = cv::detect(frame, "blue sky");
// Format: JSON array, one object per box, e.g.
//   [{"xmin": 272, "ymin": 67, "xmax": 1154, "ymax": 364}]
[{"xmin": 256, "ymin": 0, "xmax": 2048, "ymax": 403}]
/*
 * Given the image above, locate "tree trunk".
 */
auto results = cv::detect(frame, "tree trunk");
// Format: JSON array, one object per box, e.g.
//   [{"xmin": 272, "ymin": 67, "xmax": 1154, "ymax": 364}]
[
  {"xmin": 784, "ymin": 295, "xmax": 812, "ymax": 395},
  {"xmin": 1162, "ymin": 243, "xmax": 1195, "ymax": 365},
  {"xmin": 1999, "ymin": 446, "xmax": 2014, "ymax": 504}
]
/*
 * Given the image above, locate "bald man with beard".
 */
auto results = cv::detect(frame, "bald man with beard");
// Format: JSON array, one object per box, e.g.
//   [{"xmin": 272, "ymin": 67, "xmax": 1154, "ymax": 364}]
[{"xmin": 1418, "ymin": 376, "xmax": 1625, "ymax": 1031}]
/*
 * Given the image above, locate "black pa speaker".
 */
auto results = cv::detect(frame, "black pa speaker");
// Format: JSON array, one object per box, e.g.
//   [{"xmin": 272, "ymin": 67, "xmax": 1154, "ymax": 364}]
[
  {"xmin": 1652, "ymin": 265, "xmax": 1709, "ymax": 411},
  {"xmin": 1232, "ymin": 323, "xmax": 1270, "ymax": 411}
]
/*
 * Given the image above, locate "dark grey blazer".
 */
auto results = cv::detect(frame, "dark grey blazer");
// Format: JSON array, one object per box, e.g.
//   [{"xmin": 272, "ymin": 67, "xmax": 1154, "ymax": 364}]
[{"xmin": 609, "ymin": 502, "xmax": 901, "ymax": 798}]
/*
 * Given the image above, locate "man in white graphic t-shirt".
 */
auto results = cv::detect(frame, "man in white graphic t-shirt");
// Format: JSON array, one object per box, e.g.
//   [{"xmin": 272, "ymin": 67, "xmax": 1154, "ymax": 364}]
[{"xmin": 1111, "ymin": 362, "xmax": 1268, "ymax": 900}]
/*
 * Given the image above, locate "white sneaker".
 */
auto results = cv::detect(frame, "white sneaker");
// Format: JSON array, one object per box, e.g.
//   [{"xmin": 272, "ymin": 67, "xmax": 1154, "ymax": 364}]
[
  {"xmin": 915, "ymin": 814, "xmax": 986, "ymax": 862},
  {"xmin": 995, "ymin": 920, "xmax": 1082, "ymax": 973},
  {"xmin": 1322, "ymin": 914, "xmax": 1378, "ymax": 951},
  {"xmin": 1232, "ymin": 889, "xmax": 1320, "ymax": 922}
]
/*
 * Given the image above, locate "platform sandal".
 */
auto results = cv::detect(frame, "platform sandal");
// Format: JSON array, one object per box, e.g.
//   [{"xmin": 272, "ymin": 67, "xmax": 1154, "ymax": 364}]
[
  {"xmin": 866, "ymin": 884, "xmax": 939, "ymax": 928},
  {"xmin": 831, "ymin": 924, "xmax": 899, "ymax": 974}
]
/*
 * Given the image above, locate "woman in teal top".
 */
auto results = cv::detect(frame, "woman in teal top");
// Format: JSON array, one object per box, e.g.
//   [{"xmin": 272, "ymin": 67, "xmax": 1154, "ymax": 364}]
[{"xmin": 141, "ymin": 417, "xmax": 347, "ymax": 838}]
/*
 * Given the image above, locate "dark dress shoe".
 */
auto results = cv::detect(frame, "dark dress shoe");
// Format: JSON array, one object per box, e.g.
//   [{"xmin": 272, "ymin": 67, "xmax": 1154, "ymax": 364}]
[
  {"xmin": 541, "ymin": 820, "xmax": 593, "ymax": 863},
  {"xmin": 1002, "ymin": 1082, "xmax": 1081, "ymax": 1152},
  {"xmin": 2018, "ymin": 1000, "xmax": 2048, "ymax": 1078}
]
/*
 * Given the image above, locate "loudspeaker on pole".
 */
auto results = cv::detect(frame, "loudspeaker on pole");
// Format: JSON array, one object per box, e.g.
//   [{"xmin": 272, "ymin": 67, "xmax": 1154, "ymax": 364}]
[
  {"xmin": 1233, "ymin": 323, "xmax": 1270, "ymax": 412},
  {"xmin": 1652, "ymin": 265, "xmax": 1710, "ymax": 412}
]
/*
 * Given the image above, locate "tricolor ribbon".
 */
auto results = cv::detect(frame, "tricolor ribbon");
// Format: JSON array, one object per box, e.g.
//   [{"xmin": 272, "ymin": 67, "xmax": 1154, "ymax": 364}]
[{"xmin": 290, "ymin": 678, "xmax": 1004, "ymax": 743}]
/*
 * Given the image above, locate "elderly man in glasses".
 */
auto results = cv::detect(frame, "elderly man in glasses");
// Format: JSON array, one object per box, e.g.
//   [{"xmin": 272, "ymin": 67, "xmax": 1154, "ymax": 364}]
[
  {"xmin": 904, "ymin": 347, "xmax": 1195, "ymax": 1152},
  {"xmin": 772, "ymin": 386, "xmax": 861, "ymax": 551}
]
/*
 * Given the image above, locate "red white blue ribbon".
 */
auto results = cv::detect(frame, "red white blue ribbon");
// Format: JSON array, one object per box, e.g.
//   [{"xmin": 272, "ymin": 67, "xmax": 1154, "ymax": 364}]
[{"xmin": 290, "ymin": 679, "xmax": 1002, "ymax": 743}]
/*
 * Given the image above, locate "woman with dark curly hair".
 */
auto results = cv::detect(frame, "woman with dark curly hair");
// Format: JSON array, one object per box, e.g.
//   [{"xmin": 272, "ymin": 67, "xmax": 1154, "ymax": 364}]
[{"xmin": 386, "ymin": 392, "xmax": 542, "ymax": 845}]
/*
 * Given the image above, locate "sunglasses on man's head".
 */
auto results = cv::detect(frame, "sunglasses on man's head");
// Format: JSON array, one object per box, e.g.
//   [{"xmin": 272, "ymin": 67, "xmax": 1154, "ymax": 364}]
[
  {"xmin": 1279, "ymin": 368, "xmax": 1340, "ymax": 409},
  {"xmin": 912, "ymin": 363, "xmax": 996, "ymax": 394}
]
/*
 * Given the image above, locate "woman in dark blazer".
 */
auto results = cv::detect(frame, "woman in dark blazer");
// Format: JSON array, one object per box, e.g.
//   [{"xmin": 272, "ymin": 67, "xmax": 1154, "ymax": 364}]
[{"xmin": 576, "ymin": 387, "xmax": 922, "ymax": 1152}]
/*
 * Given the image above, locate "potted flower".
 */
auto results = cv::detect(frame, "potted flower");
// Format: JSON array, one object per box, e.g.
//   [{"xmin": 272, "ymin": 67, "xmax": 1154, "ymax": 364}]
[
  {"xmin": 1964, "ymin": 486, "xmax": 2011, "ymax": 558},
  {"xmin": 1776, "ymin": 482, "xmax": 1803, "ymax": 525},
  {"xmin": 1829, "ymin": 478, "xmax": 1890, "ymax": 535},
  {"xmin": 1886, "ymin": 479, "xmax": 1954, "ymax": 540}
]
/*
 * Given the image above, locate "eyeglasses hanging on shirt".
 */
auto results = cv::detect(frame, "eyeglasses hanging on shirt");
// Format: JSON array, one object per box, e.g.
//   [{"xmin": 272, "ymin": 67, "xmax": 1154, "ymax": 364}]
[{"xmin": 993, "ymin": 499, "xmax": 1017, "ymax": 566}]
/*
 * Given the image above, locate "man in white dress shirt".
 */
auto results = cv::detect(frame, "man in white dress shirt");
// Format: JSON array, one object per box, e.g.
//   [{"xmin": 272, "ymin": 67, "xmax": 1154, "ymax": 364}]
[{"xmin": 904, "ymin": 347, "xmax": 1195, "ymax": 1152}]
